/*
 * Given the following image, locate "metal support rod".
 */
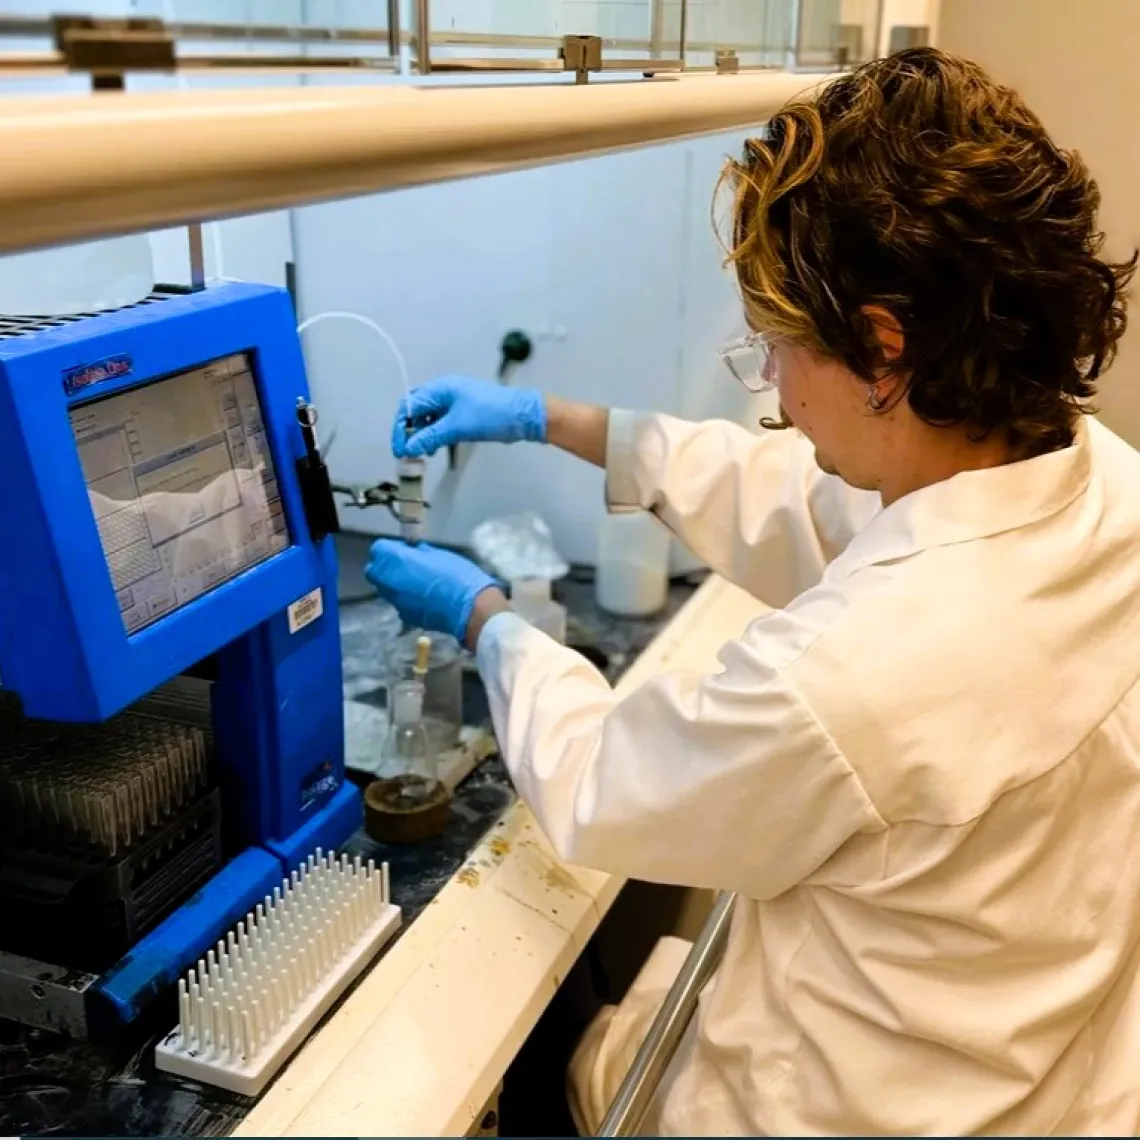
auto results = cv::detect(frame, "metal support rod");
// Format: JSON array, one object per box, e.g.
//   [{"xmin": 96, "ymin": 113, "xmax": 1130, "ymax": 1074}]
[
  {"xmin": 179, "ymin": 54, "xmax": 396, "ymax": 71},
  {"xmin": 386, "ymin": 0, "xmax": 400, "ymax": 61},
  {"xmin": 0, "ymin": 51, "xmax": 399, "ymax": 75},
  {"xmin": 0, "ymin": 15, "xmax": 393, "ymax": 45},
  {"xmin": 649, "ymin": 0, "xmax": 665, "ymax": 58},
  {"xmin": 0, "ymin": 17, "xmax": 789, "ymax": 59},
  {"xmin": 688, "ymin": 61, "xmax": 781, "ymax": 74},
  {"xmin": 677, "ymin": 0, "xmax": 689, "ymax": 68},
  {"xmin": 600, "ymin": 57, "xmax": 683, "ymax": 73},
  {"xmin": 597, "ymin": 891, "xmax": 737, "ymax": 1137},
  {"xmin": 422, "ymin": 57, "xmax": 564, "ymax": 74},
  {"xmin": 415, "ymin": 0, "xmax": 431, "ymax": 74},
  {"xmin": 790, "ymin": 0, "xmax": 804, "ymax": 70},
  {"xmin": 187, "ymin": 222, "xmax": 206, "ymax": 291},
  {"xmin": 413, "ymin": 27, "xmax": 791, "ymax": 54},
  {"xmin": 411, "ymin": 29, "xmax": 566, "ymax": 49}
]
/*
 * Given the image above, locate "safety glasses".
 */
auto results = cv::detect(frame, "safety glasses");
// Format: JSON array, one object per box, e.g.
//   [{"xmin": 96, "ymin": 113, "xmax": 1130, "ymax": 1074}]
[{"xmin": 719, "ymin": 331, "xmax": 779, "ymax": 393}]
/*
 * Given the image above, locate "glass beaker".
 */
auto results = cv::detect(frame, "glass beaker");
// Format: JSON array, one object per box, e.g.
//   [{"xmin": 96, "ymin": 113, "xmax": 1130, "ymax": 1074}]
[{"xmin": 387, "ymin": 629, "xmax": 463, "ymax": 754}]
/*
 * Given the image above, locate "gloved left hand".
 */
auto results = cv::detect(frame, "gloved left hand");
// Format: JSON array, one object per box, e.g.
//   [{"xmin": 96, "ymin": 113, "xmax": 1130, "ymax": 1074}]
[{"xmin": 364, "ymin": 539, "xmax": 498, "ymax": 645}]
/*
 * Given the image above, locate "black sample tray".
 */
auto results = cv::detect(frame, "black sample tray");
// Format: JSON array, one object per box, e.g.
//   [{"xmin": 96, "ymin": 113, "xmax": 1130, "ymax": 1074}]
[{"xmin": 0, "ymin": 788, "xmax": 223, "ymax": 972}]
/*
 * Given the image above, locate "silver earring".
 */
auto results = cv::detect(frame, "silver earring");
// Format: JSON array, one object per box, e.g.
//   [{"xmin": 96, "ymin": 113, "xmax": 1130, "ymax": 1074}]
[{"xmin": 867, "ymin": 387, "xmax": 888, "ymax": 411}]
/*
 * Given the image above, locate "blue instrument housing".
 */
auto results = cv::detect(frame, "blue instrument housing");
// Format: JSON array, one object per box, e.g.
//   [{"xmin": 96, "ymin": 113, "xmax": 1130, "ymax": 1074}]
[{"xmin": 0, "ymin": 282, "xmax": 362, "ymax": 1024}]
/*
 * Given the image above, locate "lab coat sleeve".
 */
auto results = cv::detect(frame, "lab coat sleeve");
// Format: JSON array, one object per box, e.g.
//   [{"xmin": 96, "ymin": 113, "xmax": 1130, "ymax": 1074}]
[
  {"xmin": 476, "ymin": 610, "xmax": 885, "ymax": 898},
  {"xmin": 606, "ymin": 410, "xmax": 879, "ymax": 605}
]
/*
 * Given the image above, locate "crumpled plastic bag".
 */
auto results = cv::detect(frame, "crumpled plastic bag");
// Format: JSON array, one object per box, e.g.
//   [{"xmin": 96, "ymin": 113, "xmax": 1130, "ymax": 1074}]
[{"xmin": 471, "ymin": 510, "xmax": 569, "ymax": 582}]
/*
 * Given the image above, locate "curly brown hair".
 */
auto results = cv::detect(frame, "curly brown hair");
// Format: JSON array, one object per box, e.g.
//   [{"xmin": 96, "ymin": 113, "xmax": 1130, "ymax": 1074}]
[{"xmin": 718, "ymin": 47, "xmax": 1136, "ymax": 455}]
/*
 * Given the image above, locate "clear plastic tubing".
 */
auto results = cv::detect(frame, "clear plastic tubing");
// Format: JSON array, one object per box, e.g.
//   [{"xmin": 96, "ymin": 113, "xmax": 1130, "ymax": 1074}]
[
  {"xmin": 295, "ymin": 310, "xmax": 412, "ymax": 402},
  {"xmin": 295, "ymin": 310, "xmax": 416, "ymax": 539}
]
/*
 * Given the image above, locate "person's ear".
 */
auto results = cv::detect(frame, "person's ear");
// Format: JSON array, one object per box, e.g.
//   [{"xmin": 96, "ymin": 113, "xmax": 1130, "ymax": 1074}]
[{"xmin": 860, "ymin": 305, "xmax": 905, "ymax": 368}]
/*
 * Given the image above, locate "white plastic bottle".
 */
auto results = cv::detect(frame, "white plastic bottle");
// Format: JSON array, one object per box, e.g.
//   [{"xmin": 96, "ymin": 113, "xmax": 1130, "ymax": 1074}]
[
  {"xmin": 595, "ymin": 510, "xmax": 670, "ymax": 617},
  {"xmin": 0, "ymin": 234, "xmax": 154, "ymax": 317},
  {"xmin": 510, "ymin": 577, "xmax": 567, "ymax": 643}
]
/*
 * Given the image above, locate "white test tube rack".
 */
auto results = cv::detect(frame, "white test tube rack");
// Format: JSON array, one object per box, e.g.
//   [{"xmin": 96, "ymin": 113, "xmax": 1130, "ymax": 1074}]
[{"xmin": 155, "ymin": 849, "xmax": 400, "ymax": 1096}]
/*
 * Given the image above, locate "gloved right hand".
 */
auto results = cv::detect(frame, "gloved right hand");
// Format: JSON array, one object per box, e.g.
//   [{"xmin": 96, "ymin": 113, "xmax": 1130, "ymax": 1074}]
[{"xmin": 391, "ymin": 375, "xmax": 547, "ymax": 459}]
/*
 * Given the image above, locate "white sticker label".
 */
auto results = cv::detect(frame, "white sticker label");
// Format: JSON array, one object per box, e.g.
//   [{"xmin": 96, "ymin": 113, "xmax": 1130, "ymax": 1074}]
[{"xmin": 288, "ymin": 587, "xmax": 324, "ymax": 634}]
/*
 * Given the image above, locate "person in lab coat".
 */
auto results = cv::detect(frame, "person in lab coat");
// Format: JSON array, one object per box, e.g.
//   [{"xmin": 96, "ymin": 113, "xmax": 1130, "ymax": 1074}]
[{"xmin": 364, "ymin": 47, "xmax": 1140, "ymax": 1136}]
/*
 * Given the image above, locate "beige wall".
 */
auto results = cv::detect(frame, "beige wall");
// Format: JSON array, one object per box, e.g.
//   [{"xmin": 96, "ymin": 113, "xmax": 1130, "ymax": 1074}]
[
  {"xmin": 878, "ymin": 0, "xmax": 939, "ymax": 54},
  {"xmin": 939, "ymin": 0, "xmax": 1140, "ymax": 445}
]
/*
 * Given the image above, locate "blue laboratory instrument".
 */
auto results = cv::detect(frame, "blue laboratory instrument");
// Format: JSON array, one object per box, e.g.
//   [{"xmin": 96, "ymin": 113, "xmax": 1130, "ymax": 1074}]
[{"xmin": 0, "ymin": 282, "xmax": 361, "ymax": 1034}]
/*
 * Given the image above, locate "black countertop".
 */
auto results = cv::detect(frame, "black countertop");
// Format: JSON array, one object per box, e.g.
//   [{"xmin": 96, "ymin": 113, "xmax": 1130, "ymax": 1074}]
[{"xmin": 0, "ymin": 533, "xmax": 698, "ymax": 1137}]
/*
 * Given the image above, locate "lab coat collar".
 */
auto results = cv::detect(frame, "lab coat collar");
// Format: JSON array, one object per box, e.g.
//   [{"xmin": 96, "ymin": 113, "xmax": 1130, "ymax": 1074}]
[{"xmin": 831, "ymin": 418, "xmax": 1093, "ymax": 579}]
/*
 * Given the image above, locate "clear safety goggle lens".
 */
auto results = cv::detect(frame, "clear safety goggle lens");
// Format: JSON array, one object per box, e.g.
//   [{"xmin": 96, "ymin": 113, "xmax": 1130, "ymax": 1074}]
[{"xmin": 719, "ymin": 333, "xmax": 778, "ymax": 393}]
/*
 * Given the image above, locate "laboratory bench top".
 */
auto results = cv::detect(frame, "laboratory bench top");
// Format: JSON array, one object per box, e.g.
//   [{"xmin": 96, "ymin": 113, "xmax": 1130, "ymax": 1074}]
[{"xmin": 0, "ymin": 533, "xmax": 704, "ymax": 1138}]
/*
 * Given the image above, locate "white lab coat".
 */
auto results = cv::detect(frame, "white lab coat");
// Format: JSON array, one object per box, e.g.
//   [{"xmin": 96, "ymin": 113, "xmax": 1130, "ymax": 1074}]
[{"xmin": 474, "ymin": 408, "xmax": 1140, "ymax": 1135}]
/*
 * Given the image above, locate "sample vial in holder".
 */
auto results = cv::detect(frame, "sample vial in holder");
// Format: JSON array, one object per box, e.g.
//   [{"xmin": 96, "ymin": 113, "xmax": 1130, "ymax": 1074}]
[{"xmin": 395, "ymin": 457, "xmax": 426, "ymax": 544}]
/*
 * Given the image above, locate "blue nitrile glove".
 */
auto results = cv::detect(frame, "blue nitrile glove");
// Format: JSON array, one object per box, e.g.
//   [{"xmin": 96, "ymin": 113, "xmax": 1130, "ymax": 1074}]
[
  {"xmin": 364, "ymin": 539, "xmax": 499, "ymax": 645},
  {"xmin": 391, "ymin": 375, "xmax": 547, "ymax": 459}
]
